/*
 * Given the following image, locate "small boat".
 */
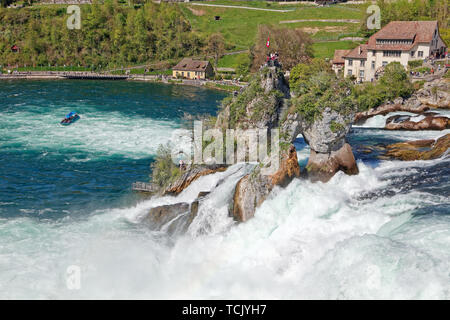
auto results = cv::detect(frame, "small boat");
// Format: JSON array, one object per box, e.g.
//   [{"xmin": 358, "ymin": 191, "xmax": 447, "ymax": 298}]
[{"xmin": 60, "ymin": 111, "xmax": 80, "ymax": 125}]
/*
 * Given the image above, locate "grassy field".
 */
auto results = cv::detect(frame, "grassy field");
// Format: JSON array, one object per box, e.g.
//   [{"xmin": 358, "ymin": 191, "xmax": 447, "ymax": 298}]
[
  {"xmin": 312, "ymin": 40, "xmax": 361, "ymax": 59},
  {"xmin": 218, "ymin": 52, "xmax": 250, "ymax": 69},
  {"xmin": 181, "ymin": 1, "xmax": 366, "ymax": 51}
]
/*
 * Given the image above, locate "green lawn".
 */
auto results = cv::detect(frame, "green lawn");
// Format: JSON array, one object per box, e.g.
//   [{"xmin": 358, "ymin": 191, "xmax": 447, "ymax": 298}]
[
  {"xmin": 312, "ymin": 40, "xmax": 360, "ymax": 59},
  {"xmin": 181, "ymin": 2, "xmax": 366, "ymax": 50},
  {"xmin": 218, "ymin": 52, "xmax": 249, "ymax": 69}
]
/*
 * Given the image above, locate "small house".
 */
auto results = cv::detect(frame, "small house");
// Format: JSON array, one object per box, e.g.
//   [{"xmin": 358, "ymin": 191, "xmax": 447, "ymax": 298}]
[
  {"xmin": 172, "ymin": 58, "xmax": 214, "ymax": 80},
  {"xmin": 332, "ymin": 49, "xmax": 350, "ymax": 75}
]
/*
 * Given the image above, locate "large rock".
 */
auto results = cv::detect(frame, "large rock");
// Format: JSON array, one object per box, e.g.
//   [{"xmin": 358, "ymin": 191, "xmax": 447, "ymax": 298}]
[
  {"xmin": 384, "ymin": 133, "xmax": 450, "ymax": 161},
  {"xmin": 147, "ymin": 201, "xmax": 200, "ymax": 234},
  {"xmin": 302, "ymin": 107, "xmax": 354, "ymax": 153},
  {"xmin": 231, "ymin": 145, "xmax": 301, "ymax": 222},
  {"xmin": 385, "ymin": 114, "xmax": 449, "ymax": 130},
  {"xmin": 164, "ymin": 164, "xmax": 227, "ymax": 195},
  {"xmin": 306, "ymin": 143, "xmax": 358, "ymax": 182}
]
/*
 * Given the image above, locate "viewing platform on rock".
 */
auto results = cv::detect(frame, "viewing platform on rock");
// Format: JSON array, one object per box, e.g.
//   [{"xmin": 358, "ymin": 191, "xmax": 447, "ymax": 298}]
[{"xmin": 132, "ymin": 181, "xmax": 158, "ymax": 193}]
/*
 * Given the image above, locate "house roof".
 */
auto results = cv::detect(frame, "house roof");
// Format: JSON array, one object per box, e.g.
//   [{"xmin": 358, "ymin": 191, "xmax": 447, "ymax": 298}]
[
  {"xmin": 173, "ymin": 58, "xmax": 210, "ymax": 71},
  {"xmin": 332, "ymin": 49, "xmax": 351, "ymax": 64},
  {"xmin": 367, "ymin": 20, "xmax": 439, "ymax": 51},
  {"xmin": 344, "ymin": 44, "xmax": 368, "ymax": 59}
]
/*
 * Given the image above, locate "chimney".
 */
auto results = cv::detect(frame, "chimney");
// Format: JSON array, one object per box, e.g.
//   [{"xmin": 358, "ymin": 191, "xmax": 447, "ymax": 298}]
[{"xmin": 358, "ymin": 46, "xmax": 362, "ymax": 55}]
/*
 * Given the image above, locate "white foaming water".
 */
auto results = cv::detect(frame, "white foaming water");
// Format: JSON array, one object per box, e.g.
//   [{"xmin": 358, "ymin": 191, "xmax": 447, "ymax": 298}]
[
  {"xmin": 0, "ymin": 158, "xmax": 448, "ymax": 299},
  {"xmin": 0, "ymin": 105, "xmax": 179, "ymax": 159}
]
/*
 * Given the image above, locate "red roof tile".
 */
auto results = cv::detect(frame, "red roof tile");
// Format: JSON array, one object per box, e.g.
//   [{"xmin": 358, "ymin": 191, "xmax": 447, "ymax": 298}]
[
  {"xmin": 173, "ymin": 58, "xmax": 210, "ymax": 71},
  {"xmin": 367, "ymin": 21, "xmax": 438, "ymax": 51},
  {"xmin": 343, "ymin": 44, "xmax": 368, "ymax": 59},
  {"xmin": 332, "ymin": 49, "xmax": 351, "ymax": 64}
]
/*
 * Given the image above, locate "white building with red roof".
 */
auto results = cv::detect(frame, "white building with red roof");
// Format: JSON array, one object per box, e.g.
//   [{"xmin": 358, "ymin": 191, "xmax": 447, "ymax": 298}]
[{"xmin": 342, "ymin": 21, "xmax": 447, "ymax": 82}]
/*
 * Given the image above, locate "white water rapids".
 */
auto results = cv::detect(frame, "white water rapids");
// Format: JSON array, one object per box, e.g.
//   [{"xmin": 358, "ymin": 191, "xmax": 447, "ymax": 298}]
[{"xmin": 1, "ymin": 155, "xmax": 448, "ymax": 299}]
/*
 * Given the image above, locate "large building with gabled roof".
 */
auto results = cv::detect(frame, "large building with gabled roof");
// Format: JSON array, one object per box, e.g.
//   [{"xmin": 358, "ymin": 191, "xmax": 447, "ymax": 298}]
[{"xmin": 342, "ymin": 21, "xmax": 447, "ymax": 82}]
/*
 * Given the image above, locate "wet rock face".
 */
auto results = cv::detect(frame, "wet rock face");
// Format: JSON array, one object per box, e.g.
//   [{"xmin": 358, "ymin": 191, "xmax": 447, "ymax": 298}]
[
  {"xmin": 164, "ymin": 165, "xmax": 227, "ymax": 195},
  {"xmin": 306, "ymin": 143, "xmax": 358, "ymax": 182},
  {"xmin": 232, "ymin": 173, "xmax": 272, "ymax": 222},
  {"xmin": 301, "ymin": 108, "xmax": 353, "ymax": 153},
  {"xmin": 147, "ymin": 201, "xmax": 200, "ymax": 234},
  {"xmin": 384, "ymin": 133, "xmax": 450, "ymax": 161},
  {"xmin": 232, "ymin": 145, "xmax": 301, "ymax": 222},
  {"xmin": 385, "ymin": 113, "xmax": 449, "ymax": 131}
]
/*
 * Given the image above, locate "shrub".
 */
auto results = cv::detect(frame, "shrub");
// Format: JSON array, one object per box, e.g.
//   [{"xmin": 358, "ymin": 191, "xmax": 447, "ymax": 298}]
[
  {"xmin": 353, "ymin": 62, "xmax": 414, "ymax": 111},
  {"xmin": 408, "ymin": 60, "xmax": 423, "ymax": 69},
  {"xmin": 150, "ymin": 144, "xmax": 181, "ymax": 189}
]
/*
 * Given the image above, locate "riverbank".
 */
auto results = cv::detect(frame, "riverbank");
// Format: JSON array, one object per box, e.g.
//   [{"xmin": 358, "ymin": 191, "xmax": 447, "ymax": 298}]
[{"xmin": 0, "ymin": 72, "xmax": 247, "ymax": 92}]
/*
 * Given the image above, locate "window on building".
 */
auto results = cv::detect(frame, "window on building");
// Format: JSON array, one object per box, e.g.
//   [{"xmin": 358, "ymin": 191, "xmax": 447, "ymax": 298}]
[
  {"xmin": 359, "ymin": 70, "xmax": 364, "ymax": 78},
  {"xmin": 371, "ymin": 61, "xmax": 375, "ymax": 69},
  {"xmin": 410, "ymin": 51, "xmax": 415, "ymax": 57},
  {"xmin": 182, "ymin": 72, "xmax": 184, "ymax": 77},
  {"xmin": 347, "ymin": 69, "xmax": 352, "ymax": 76},
  {"xmin": 418, "ymin": 51, "xmax": 423, "ymax": 57},
  {"xmin": 360, "ymin": 60, "xmax": 365, "ymax": 67},
  {"xmin": 383, "ymin": 50, "xmax": 401, "ymax": 57},
  {"xmin": 382, "ymin": 61, "xmax": 388, "ymax": 67},
  {"xmin": 348, "ymin": 59, "xmax": 353, "ymax": 66}
]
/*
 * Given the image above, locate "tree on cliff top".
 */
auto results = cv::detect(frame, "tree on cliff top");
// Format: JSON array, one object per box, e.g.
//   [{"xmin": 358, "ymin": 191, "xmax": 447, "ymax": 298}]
[{"xmin": 251, "ymin": 25, "xmax": 313, "ymax": 71}]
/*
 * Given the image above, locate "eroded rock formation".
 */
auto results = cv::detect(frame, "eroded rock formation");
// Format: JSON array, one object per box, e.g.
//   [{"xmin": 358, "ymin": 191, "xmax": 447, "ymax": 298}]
[
  {"xmin": 385, "ymin": 113, "xmax": 449, "ymax": 131},
  {"xmin": 384, "ymin": 133, "xmax": 450, "ymax": 161}
]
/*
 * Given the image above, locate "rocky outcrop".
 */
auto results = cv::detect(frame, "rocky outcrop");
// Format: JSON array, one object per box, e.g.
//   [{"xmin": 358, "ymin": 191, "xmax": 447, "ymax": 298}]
[
  {"xmin": 164, "ymin": 164, "xmax": 227, "ymax": 195},
  {"xmin": 417, "ymin": 78, "xmax": 450, "ymax": 108},
  {"xmin": 385, "ymin": 113, "xmax": 449, "ymax": 130},
  {"xmin": 215, "ymin": 66, "xmax": 289, "ymax": 131},
  {"xmin": 355, "ymin": 78, "xmax": 450, "ymax": 124},
  {"xmin": 146, "ymin": 201, "xmax": 200, "ymax": 234},
  {"xmin": 301, "ymin": 108, "xmax": 353, "ymax": 153},
  {"xmin": 232, "ymin": 145, "xmax": 301, "ymax": 222},
  {"xmin": 384, "ymin": 133, "xmax": 450, "ymax": 161},
  {"xmin": 232, "ymin": 173, "xmax": 272, "ymax": 222},
  {"xmin": 306, "ymin": 143, "xmax": 358, "ymax": 182}
]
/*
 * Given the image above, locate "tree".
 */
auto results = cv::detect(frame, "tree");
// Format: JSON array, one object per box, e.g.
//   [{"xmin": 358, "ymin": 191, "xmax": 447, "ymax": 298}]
[
  {"xmin": 251, "ymin": 25, "xmax": 313, "ymax": 71},
  {"xmin": 206, "ymin": 33, "xmax": 225, "ymax": 69}
]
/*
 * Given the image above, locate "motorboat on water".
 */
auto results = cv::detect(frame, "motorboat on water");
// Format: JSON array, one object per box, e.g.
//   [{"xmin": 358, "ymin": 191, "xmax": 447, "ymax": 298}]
[{"xmin": 60, "ymin": 111, "xmax": 80, "ymax": 125}]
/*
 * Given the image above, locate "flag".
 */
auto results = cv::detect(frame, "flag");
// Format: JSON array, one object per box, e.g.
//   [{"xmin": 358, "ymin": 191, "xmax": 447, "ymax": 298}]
[{"xmin": 266, "ymin": 36, "xmax": 270, "ymax": 48}]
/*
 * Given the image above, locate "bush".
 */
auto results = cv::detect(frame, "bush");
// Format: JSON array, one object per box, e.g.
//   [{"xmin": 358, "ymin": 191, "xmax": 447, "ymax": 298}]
[
  {"xmin": 150, "ymin": 144, "xmax": 181, "ymax": 189},
  {"xmin": 352, "ymin": 62, "xmax": 414, "ymax": 111},
  {"xmin": 408, "ymin": 60, "xmax": 423, "ymax": 69}
]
